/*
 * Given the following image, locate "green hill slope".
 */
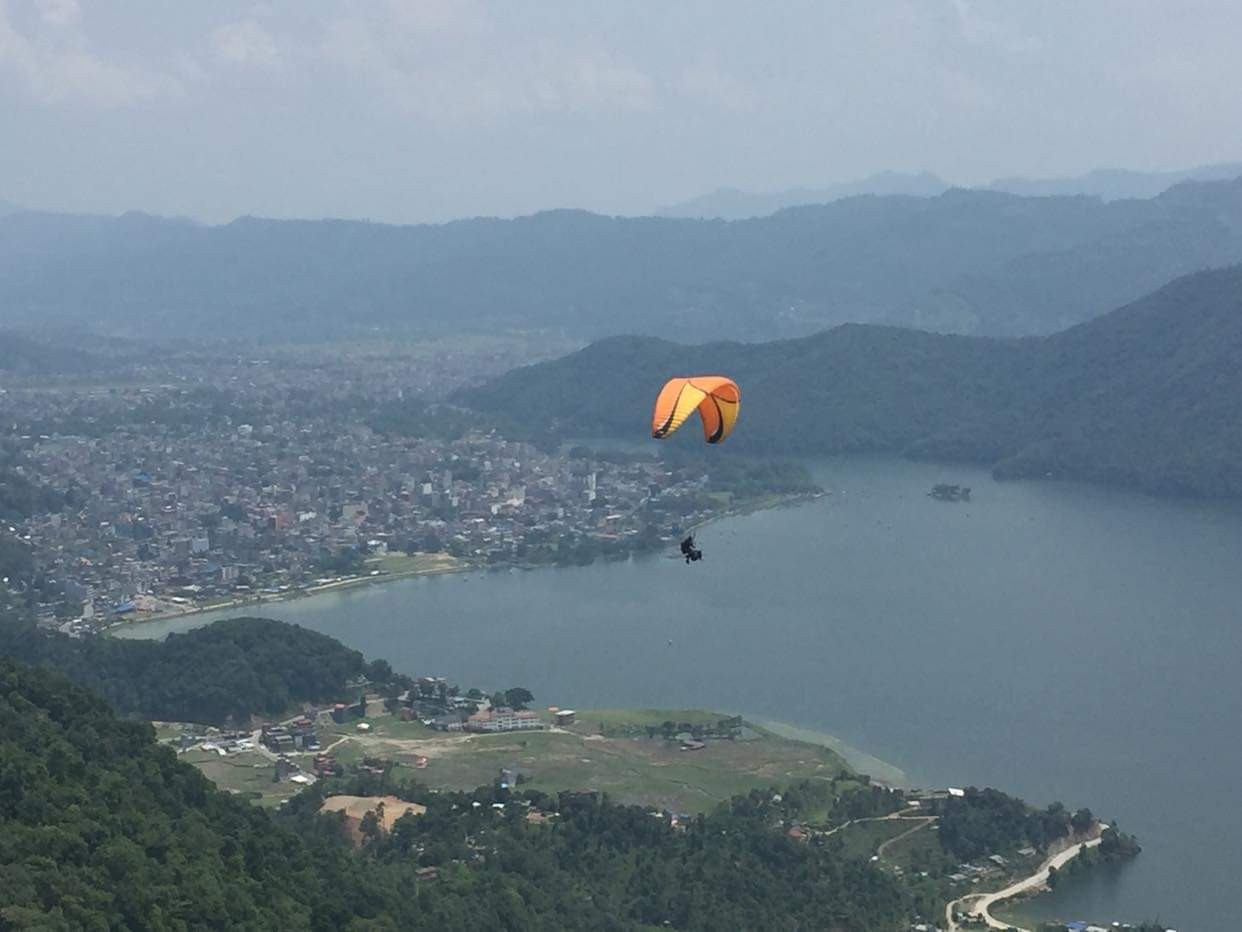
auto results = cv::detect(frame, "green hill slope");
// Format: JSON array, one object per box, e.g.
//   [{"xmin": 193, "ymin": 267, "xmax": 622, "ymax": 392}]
[
  {"xmin": 0, "ymin": 655, "xmax": 914, "ymax": 930},
  {"xmin": 0, "ymin": 616, "xmax": 388, "ymax": 725},
  {"xmin": 456, "ymin": 267, "xmax": 1242, "ymax": 497}
]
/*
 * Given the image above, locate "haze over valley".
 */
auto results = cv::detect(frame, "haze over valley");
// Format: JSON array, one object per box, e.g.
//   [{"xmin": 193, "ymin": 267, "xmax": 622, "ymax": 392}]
[{"xmin": 3, "ymin": 3, "xmax": 1241, "ymax": 930}]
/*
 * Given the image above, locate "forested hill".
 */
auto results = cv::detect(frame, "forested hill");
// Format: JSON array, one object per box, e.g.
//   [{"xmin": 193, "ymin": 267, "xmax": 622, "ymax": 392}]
[
  {"xmin": 0, "ymin": 657, "xmax": 913, "ymax": 930},
  {"xmin": 0, "ymin": 616, "xmax": 390, "ymax": 725},
  {"xmin": 456, "ymin": 266, "xmax": 1242, "ymax": 498},
  {"xmin": 5, "ymin": 178, "xmax": 1242, "ymax": 342}
]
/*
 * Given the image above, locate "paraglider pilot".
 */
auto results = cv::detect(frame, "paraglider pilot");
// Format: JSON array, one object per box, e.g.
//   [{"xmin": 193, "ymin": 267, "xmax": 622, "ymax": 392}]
[{"xmin": 680, "ymin": 534, "xmax": 703, "ymax": 564}]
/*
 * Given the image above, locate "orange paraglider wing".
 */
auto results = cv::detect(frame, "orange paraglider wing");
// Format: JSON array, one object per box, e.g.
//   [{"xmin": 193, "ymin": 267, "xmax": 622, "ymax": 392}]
[{"xmin": 651, "ymin": 376, "xmax": 740, "ymax": 444}]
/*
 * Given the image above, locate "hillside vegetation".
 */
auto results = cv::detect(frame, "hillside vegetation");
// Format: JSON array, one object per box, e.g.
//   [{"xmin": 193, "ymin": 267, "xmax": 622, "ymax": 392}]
[
  {"xmin": 0, "ymin": 657, "xmax": 914, "ymax": 931},
  {"xmin": 0, "ymin": 616, "xmax": 388, "ymax": 725},
  {"xmin": 457, "ymin": 266, "xmax": 1242, "ymax": 497},
  {"xmin": 4, "ymin": 179, "xmax": 1242, "ymax": 342}
]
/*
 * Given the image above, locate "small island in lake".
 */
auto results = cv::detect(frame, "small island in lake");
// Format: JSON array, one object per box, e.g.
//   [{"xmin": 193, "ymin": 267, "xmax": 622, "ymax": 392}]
[{"xmin": 930, "ymin": 483, "xmax": 972, "ymax": 502}]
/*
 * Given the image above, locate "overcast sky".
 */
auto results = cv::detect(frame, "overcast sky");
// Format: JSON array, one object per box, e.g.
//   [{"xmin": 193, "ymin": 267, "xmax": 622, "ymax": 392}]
[{"xmin": 3, "ymin": 0, "xmax": 1241, "ymax": 224}]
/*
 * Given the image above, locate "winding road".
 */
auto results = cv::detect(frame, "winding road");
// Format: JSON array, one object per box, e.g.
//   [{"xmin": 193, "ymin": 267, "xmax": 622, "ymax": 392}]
[{"xmin": 946, "ymin": 828, "xmax": 1105, "ymax": 931}]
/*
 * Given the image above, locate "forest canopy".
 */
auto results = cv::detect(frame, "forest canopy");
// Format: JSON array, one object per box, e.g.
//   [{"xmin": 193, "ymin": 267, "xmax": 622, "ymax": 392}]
[
  {"xmin": 0, "ymin": 615, "xmax": 387, "ymax": 725},
  {"xmin": 0, "ymin": 657, "xmax": 913, "ymax": 931}
]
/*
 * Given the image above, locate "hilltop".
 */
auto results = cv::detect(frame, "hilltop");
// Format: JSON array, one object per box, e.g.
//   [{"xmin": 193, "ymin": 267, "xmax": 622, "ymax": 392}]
[
  {"xmin": 4, "ymin": 179, "xmax": 1242, "ymax": 342},
  {"xmin": 656, "ymin": 170, "xmax": 950, "ymax": 219},
  {"xmin": 658, "ymin": 162, "xmax": 1242, "ymax": 220},
  {"xmin": 0, "ymin": 615, "xmax": 394, "ymax": 725},
  {"xmin": 456, "ymin": 266, "xmax": 1242, "ymax": 497}
]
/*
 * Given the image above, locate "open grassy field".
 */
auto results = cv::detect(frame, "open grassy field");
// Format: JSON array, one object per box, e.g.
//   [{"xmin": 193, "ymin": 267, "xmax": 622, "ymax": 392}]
[
  {"xmin": 173, "ymin": 708, "xmax": 884, "ymax": 813},
  {"xmin": 181, "ymin": 748, "xmax": 304, "ymax": 808},
  {"xmin": 830, "ymin": 818, "xmax": 918, "ymax": 860},
  {"xmin": 197, "ymin": 707, "xmax": 855, "ymax": 813}
]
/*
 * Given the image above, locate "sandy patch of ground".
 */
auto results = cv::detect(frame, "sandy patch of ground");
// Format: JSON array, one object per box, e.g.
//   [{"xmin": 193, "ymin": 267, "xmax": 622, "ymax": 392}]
[{"xmin": 320, "ymin": 795, "xmax": 427, "ymax": 840}]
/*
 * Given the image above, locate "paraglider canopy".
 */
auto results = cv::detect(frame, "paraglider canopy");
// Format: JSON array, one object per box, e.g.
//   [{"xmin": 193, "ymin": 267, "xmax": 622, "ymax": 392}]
[{"xmin": 651, "ymin": 376, "xmax": 741, "ymax": 444}]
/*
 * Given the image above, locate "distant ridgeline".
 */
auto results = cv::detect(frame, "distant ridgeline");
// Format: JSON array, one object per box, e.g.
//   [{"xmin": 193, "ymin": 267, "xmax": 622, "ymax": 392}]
[
  {"xmin": 3, "ymin": 178, "xmax": 1242, "ymax": 342},
  {"xmin": 457, "ymin": 266, "xmax": 1242, "ymax": 498}
]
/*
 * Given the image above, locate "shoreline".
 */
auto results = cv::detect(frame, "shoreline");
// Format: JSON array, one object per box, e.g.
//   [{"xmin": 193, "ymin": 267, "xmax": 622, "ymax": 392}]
[
  {"xmin": 105, "ymin": 488, "xmax": 826, "ymax": 634},
  {"xmin": 746, "ymin": 715, "xmax": 907, "ymax": 788},
  {"xmin": 104, "ymin": 560, "xmax": 471, "ymax": 632},
  {"xmin": 947, "ymin": 827, "xmax": 1106, "ymax": 932}
]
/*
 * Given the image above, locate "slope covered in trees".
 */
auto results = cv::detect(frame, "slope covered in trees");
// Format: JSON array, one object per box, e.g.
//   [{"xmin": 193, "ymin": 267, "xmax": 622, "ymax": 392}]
[
  {"xmin": 0, "ymin": 658, "xmax": 374, "ymax": 930},
  {"xmin": 4, "ymin": 179, "xmax": 1242, "ymax": 342},
  {"xmin": 0, "ymin": 657, "xmax": 914, "ymax": 931},
  {"xmin": 456, "ymin": 266, "xmax": 1242, "ymax": 497},
  {"xmin": 0, "ymin": 616, "xmax": 388, "ymax": 725}
]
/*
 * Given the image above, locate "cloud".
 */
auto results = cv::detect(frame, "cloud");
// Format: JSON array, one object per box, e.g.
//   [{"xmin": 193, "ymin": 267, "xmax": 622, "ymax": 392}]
[
  {"xmin": 35, "ymin": 0, "xmax": 78, "ymax": 28},
  {"xmin": 677, "ymin": 61, "xmax": 758, "ymax": 113},
  {"xmin": 0, "ymin": 0, "xmax": 179, "ymax": 106},
  {"xmin": 318, "ymin": 8, "xmax": 656, "ymax": 121},
  {"xmin": 211, "ymin": 19, "xmax": 282, "ymax": 70},
  {"xmin": 948, "ymin": 0, "xmax": 1042, "ymax": 55}
]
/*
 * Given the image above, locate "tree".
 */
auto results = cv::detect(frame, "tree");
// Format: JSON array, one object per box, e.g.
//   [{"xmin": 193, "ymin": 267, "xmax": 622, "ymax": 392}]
[
  {"xmin": 1071, "ymin": 807, "xmax": 1094, "ymax": 834},
  {"xmin": 359, "ymin": 809, "xmax": 381, "ymax": 844},
  {"xmin": 490, "ymin": 691, "xmax": 507, "ymax": 709},
  {"xmin": 504, "ymin": 687, "xmax": 533, "ymax": 710}
]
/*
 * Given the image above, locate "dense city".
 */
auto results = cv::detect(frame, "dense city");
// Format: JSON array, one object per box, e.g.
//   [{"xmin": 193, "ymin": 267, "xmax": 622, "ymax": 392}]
[{"xmin": 0, "ymin": 345, "xmax": 815, "ymax": 633}]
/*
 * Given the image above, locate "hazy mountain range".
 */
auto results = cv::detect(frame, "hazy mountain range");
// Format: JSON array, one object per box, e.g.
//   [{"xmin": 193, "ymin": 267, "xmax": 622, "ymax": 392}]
[
  {"xmin": 3, "ymin": 178, "xmax": 1242, "ymax": 346},
  {"xmin": 658, "ymin": 162, "xmax": 1242, "ymax": 220},
  {"xmin": 456, "ymin": 266, "xmax": 1242, "ymax": 498},
  {"xmin": 656, "ymin": 171, "xmax": 950, "ymax": 220}
]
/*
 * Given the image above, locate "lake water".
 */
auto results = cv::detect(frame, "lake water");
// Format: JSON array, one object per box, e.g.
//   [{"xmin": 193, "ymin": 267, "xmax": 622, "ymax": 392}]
[{"xmin": 121, "ymin": 458, "xmax": 1242, "ymax": 930}]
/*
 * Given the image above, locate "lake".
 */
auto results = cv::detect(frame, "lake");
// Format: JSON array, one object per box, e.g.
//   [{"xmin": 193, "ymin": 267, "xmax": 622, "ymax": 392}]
[{"xmin": 121, "ymin": 458, "xmax": 1242, "ymax": 930}]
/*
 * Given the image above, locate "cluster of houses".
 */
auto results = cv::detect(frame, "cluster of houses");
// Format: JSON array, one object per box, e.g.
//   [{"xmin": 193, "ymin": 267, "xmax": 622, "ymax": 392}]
[
  {"xmin": 188, "ymin": 730, "xmax": 254, "ymax": 756},
  {"xmin": 261, "ymin": 717, "xmax": 320, "ymax": 753},
  {"xmin": 5, "ymin": 371, "xmax": 732, "ymax": 629}
]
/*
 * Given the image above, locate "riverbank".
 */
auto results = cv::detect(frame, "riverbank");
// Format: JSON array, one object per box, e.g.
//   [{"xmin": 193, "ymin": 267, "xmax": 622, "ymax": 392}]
[
  {"xmin": 105, "ymin": 488, "xmax": 824, "ymax": 635},
  {"xmin": 947, "ymin": 827, "xmax": 1106, "ymax": 931}
]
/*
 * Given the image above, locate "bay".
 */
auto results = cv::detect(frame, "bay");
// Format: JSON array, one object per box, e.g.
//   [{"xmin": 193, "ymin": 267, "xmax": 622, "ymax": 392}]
[{"xmin": 121, "ymin": 458, "xmax": 1242, "ymax": 930}]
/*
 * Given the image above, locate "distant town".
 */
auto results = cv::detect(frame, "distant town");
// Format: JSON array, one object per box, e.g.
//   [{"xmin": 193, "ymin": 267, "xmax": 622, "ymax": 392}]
[{"xmin": 0, "ymin": 344, "xmax": 817, "ymax": 633}]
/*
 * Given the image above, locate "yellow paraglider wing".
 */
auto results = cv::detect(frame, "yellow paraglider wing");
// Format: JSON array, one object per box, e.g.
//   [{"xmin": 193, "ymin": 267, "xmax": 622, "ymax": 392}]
[{"xmin": 651, "ymin": 376, "xmax": 741, "ymax": 444}]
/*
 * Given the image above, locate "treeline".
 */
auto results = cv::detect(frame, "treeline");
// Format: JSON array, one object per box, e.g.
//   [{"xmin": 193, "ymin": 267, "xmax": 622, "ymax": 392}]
[
  {"xmin": 284, "ymin": 771, "xmax": 911, "ymax": 931},
  {"xmin": 458, "ymin": 266, "xmax": 1242, "ymax": 498},
  {"xmin": 1, "ymin": 658, "xmax": 913, "ymax": 931},
  {"xmin": 0, "ymin": 615, "xmax": 393, "ymax": 725},
  {"xmin": 933, "ymin": 787, "xmax": 1094, "ymax": 861}
]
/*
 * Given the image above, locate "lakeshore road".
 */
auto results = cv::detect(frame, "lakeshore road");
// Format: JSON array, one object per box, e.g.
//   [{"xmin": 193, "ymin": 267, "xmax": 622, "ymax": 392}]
[{"xmin": 946, "ymin": 826, "xmax": 1105, "ymax": 932}]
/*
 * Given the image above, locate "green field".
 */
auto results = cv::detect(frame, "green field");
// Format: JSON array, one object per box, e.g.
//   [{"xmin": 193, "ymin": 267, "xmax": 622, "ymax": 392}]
[
  {"xmin": 879, "ymin": 818, "xmax": 954, "ymax": 874},
  {"xmin": 332, "ymin": 708, "xmax": 850, "ymax": 813},
  {"xmin": 181, "ymin": 748, "xmax": 303, "ymax": 808},
  {"xmin": 831, "ymin": 819, "xmax": 917, "ymax": 860},
  {"xmin": 184, "ymin": 707, "xmax": 859, "ymax": 813}
]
